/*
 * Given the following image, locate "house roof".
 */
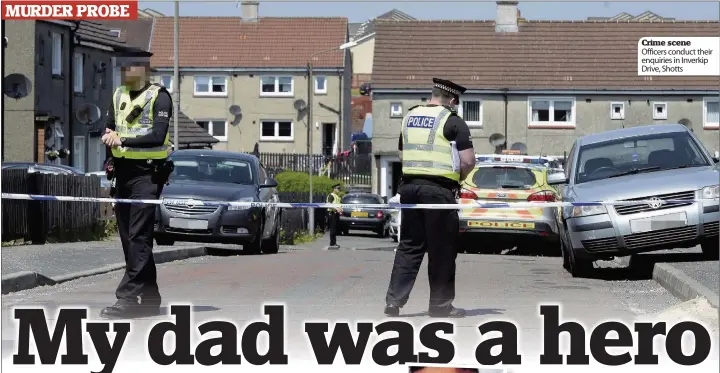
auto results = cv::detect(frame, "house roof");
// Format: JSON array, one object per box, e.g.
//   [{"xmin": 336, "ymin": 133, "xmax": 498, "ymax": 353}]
[
  {"xmin": 73, "ymin": 21, "xmax": 127, "ymax": 48},
  {"xmin": 149, "ymin": 17, "xmax": 348, "ymax": 68},
  {"xmin": 351, "ymin": 9, "xmax": 415, "ymax": 41},
  {"xmin": 371, "ymin": 20, "xmax": 720, "ymax": 91},
  {"xmin": 170, "ymin": 111, "xmax": 220, "ymax": 149},
  {"xmin": 96, "ymin": 19, "xmax": 155, "ymax": 50}
]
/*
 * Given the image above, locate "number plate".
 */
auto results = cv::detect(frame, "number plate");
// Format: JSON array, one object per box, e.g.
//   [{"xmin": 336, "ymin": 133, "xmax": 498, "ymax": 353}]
[
  {"xmin": 351, "ymin": 211, "xmax": 369, "ymax": 218},
  {"xmin": 169, "ymin": 218, "xmax": 209, "ymax": 230},
  {"xmin": 630, "ymin": 212, "xmax": 687, "ymax": 234}
]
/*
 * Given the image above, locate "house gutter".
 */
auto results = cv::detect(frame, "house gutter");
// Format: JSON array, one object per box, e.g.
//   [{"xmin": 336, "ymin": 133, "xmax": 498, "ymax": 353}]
[
  {"xmin": 371, "ymin": 89, "xmax": 717, "ymax": 96},
  {"xmin": 152, "ymin": 67, "xmax": 345, "ymax": 74}
]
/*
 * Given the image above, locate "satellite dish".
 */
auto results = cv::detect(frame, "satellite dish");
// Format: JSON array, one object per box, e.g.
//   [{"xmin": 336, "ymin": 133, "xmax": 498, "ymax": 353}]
[
  {"xmin": 509, "ymin": 142, "xmax": 527, "ymax": 155},
  {"xmin": 229, "ymin": 105, "xmax": 242, "ymax": 116},
  {"xmin": 3, "ymin": 73, "xmax": 32, "ymax": 99},
  {"xmin": 293, "ymin": 99, "xmax": 307, "ymax": 112},
  {"xmin": 75, "ymin": 103, "xmax": 102, "ymax": 125},
  {"xmin": 489, "ymin": 133, "xmax": 506, "ymax": 147}
]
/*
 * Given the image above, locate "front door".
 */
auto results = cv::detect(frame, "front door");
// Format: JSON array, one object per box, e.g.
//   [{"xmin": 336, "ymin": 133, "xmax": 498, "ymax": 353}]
[{"xmin": 322, "ymin": 122, "xmax": 336, "ymax": 157}]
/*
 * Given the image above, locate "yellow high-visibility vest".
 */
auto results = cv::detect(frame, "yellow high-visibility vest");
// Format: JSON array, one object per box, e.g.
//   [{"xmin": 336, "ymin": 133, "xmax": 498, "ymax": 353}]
[
  {"xmin": 400, "ymin": 105, "xmax": 460, "ymax": 182},
  {"xmin": 111, "ymin": 84, "xmax": 171, "ymax": 160},
  {"xmin": 327, "ymin": 192, "xmax": 341, "ymax": 212}
]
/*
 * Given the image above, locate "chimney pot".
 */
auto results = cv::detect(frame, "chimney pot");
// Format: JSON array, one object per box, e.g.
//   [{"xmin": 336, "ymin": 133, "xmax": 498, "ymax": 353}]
[
  {"xmin": 495, "ymin": 1, "xmax": 519, "ymax": 33},
  {"xmin": 241, "ymin": 1, "xmax": 259, "ymax": 22}
]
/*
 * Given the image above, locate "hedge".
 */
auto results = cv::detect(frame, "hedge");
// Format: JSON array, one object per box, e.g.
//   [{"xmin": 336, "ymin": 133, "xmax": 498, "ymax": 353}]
[{"xmin": 275, "ymin": 171, "xmax": 344, "ymax": 195}]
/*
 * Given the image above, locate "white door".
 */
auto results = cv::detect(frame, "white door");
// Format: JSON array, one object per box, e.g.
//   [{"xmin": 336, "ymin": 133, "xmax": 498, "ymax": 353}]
[
  {"xmin": 73, "ymin": 136, "xmax": 86, "ymax": 172},
  {"xmin": 93, "ymin": 138, "xmax": 106, "ymax": 171}
]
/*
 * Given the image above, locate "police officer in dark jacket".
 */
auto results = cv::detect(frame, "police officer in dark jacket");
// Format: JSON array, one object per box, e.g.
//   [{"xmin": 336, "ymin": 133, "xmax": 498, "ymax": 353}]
[
  {"xmin": 384, "ymin": 78, "xmax": 476, "ymax": 318},
  {"xmin": 100, "ymin": 49, "xmax": 173, "ymax": 319}
]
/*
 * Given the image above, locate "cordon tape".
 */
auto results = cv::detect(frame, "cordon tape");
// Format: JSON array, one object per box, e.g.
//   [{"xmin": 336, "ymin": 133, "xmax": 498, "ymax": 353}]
[{"xmin": 1, "ymin": 193, "xmax": 717, "ymax": 210}]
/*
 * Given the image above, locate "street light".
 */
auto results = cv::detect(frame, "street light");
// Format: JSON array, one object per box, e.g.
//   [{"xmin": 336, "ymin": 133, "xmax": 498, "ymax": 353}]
[{"xmin": 306, "ymin": 40, "xmax": 358, "ymax": 234}]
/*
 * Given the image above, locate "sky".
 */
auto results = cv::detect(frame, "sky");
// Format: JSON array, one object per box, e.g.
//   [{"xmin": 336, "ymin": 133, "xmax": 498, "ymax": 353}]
[{"xmin": 137, "ymin": 1, "xmax": 719, "ymax": 22}]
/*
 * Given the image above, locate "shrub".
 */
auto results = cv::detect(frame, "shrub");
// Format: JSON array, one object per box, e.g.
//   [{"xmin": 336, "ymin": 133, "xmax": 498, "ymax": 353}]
[{"xmin": 275, "ymin": 171, "xmax": 344, "ymax": 195}]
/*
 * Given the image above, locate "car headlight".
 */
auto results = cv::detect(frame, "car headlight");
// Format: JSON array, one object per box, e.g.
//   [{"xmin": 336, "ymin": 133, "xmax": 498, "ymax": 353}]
[
  {"xmin": 227, "ymin": 197, "xmax": 256, "ymax": 211},
  {"xmin": 701, "ymin": 185, "xmax": 719, "ymax": 199},
  {"xmin": 570, "ymin": 205, "xmax": 607, "ymax": 218}
]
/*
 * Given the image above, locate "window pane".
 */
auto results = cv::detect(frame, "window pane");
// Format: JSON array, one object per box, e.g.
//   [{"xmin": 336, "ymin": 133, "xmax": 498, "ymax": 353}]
[
  {"xmin": 195, "ymin": 76, "xmax": 209, "ymax": 92},
  {"xmin": 161, "ymin": 76, "xmax": 172, "ymax": 88},
  {"xmin": 278, "ymin": 77, "xmax": 292, "ymax": 93},
  {"xmin": 261, "ymin": 76, "xmax": 276, "ymax": 92},
  {"xmin": 553, "ymin": 101, "xmax": 572, "ymax": 122},
  {"xmin": 211, "ymin": 77, "xmax": 226, "ymax": 93},
  {"xmin": 553, "ymin": 101, "xmax": 572, "ymax": 111},
  {"xmin": 316, "ymin": 76, "xmax": 326, "ymax": 90},
  {"xmin": 212, "ymin": 121, "xmax": 226, "ymax": 137},
  {"xmin": 278, "ymin": 122, "xmax": 292, "ymax": 137},
  {"xmin": 707, "ymin": 102, "xmax": 719, "ymax": 123},
  {"xmin": 261, "ymin": 121, "xmax": 276, "ymax": 137},
  {"xmin": 196, "ymin": 121, "xmax": 209, "ymax": 132},
  {"xmin": 531, "ymin": 100, "xmax": 550, "ymax": 122},
  {"xmin": 462, "ymin": 101, "xmax": 480, "ymax": 122}
]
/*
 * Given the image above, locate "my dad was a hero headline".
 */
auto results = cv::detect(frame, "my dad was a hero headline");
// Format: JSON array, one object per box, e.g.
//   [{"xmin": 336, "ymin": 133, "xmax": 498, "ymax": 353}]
[{"xmin": 10, "ymin": 304, "xmax": 714, "ymax": 373}]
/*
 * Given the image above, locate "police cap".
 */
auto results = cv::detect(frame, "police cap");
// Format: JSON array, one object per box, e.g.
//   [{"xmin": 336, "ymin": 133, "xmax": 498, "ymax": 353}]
[
  {"xmin": 432, "ymin": 78, "xmax": 467, "ymax": 100},
  {"xmin": 115, "ymin": 47, "xmax": 153, "ymax": 68},
  {"xmin": 332, "ymin": 183, "xmax": 341, "ymax": 189}
]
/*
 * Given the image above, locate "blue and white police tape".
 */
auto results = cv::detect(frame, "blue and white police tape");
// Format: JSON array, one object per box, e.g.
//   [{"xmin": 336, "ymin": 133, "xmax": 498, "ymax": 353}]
[{"xmin": 2, "ymin": 193, "xmax": 717, "ymax": 210}]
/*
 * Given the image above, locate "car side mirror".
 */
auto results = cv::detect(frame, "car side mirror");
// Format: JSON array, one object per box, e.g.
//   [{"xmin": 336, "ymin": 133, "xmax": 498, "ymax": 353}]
[
  {"xmin": 259, "ymin": 177, "xmax": 278, "ymax": 188},
  {"xmin": 547, "ymin": 172, "xmax": 569, "ymax": 186}
]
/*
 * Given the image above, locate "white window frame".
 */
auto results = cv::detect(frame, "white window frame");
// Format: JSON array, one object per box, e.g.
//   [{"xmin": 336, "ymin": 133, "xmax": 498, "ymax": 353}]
[
  {"xmin": 259, "ymin": 120, "xmax": 294, "ymax": 141},
  {"xmin": 704, "ymin": 97, "xmax": 719, "ymax": 129},
  {"xmin": 196, "ymin": 119, "xmax": 228, "ymax": 142},
  {"xmin": 193, "ymin": 75, "xmax": 228, "ymax": 97},
  {"xmin": 527, "ymin": 96, "xmax": 576, "ymax": 128},
  {"xmin": 259, "ymin": 76, "xmax": 294, "ymax": 97},
  {"xmin": 73, "ymin": 52, "xmax": 83, "ymax": 93},
  {"xmin": 651, "ymin": 101, "xmax": 668, "ymax": 120},
  {"xmin": 314, "ymin": 76, "xmax": 327, "ymax": 94},
  {"xmin": 390, "ymin": 102, "xmax": 403, "ymax": 117},
  {"xmin": 72, "ymin": 136, "xmax": 86, "ymax": 172},
  {"xmin": 160, "ymin": 75, "xmax": 173, "ymax": 92},
  {"xmin": 51, "ymin": 32, "xmax": 62, "ymax": 75},
  {"xmin": 458, "ymin": 98, "xmax": 483, "ymax": 127},
  {"xmin": 610, "ymin": 102, "xmax": 624, "ymax": 120}
]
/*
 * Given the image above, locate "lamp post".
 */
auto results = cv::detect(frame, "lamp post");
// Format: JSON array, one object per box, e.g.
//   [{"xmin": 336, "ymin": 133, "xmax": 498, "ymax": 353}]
[
  {"xmin": 306, "ymin": 40, "xmax": 357, "ymax": 234},
  {"xmin": 173, "ymin": 1, "xmax": 180, "ymax": 152}
]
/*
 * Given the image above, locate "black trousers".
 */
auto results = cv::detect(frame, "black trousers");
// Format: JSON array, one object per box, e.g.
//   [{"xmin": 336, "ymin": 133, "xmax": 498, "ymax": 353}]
[
  {"xmin": 385, "ymin": 183, "xmax": 459, "ymax": 309},
  {"xmin": 328, "ymin": 211, "xmax": 339, "ymax": 246},
  {"xmin": 114, "ymin": 170, "xmax": 163, "ymax": 304}
]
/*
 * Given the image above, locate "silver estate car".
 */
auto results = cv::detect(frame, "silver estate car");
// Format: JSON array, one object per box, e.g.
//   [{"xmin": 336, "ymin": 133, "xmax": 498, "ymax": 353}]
[{"xmin": 548, "ymin": 124, "xmax": 719, "ymax": 277}]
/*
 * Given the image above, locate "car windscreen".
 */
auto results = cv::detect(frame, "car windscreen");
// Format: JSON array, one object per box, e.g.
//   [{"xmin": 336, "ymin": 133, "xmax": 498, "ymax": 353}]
[
  {"xmin": 341, "ymin": 195, "xmax": 380, "ymax": 204},
  {"xmin": 575, "ymin": 131, "xmax": 710, "ymax": 184},
  {"xmin": 471, "ymin": 166, "xmax": 537, "ymax": 189},
  {"xmin": 169, "ymin": 156, "xmax": 254, "ymax": 184}
]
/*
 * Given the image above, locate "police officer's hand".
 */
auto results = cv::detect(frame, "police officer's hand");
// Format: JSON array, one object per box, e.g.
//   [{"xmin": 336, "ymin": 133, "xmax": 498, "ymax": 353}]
[{"xmin": 102, "ymin": 129, "xmax": 122, "ymax": 148}]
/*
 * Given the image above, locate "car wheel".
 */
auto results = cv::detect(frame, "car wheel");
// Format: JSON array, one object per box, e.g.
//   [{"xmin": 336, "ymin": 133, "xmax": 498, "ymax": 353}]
[
  {"xmin": 244, "ymin": 223, "xmax": 263, "ymax": 255},
  {"xmin": 564, "ymin": 230, "xmax": 594, "ymax": 277},
  {"xmin": 700, "ymin": 238, "xmax": 719, "ymax": 260},
  {"xmin": 155, "ymin": 237, "xmax": 174, "ymax": 246},
  {"xmin": 261, "ymin": 220, "xmax": 281, "ymax": 254}
]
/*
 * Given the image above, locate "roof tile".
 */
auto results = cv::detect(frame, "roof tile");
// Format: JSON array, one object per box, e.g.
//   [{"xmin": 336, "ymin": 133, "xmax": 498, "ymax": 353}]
[
  {"xmin": 150, "ymin": 17, "xmax": 348, "ymax": 68},
  {"xmin": 372, "ymin": 20, "xmax": 720, "ymax": 90}
]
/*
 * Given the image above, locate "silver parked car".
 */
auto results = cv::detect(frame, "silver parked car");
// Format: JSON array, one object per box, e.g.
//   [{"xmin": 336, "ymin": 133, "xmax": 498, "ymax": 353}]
[{"xmin": 548, "ymin": 124, "xmax": 719, "ymax": 277}]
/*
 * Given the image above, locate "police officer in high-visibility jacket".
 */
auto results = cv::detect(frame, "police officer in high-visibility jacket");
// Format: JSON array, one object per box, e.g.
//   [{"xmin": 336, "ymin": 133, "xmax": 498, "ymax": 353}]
[
  {"xmin": 327, "ymin": 183, "xmax": 342, "ymax": 248},
  {"xmin": 384, "ymin": 78, "xmax": 476, "ymax": 318},
  {"xmin": 100, "ymin": 49, "xmax": 174, "ymax": 319}
]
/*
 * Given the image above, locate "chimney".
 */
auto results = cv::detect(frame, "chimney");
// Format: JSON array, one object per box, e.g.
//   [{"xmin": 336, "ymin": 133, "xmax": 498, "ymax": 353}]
[
  {"xmin": 241, "ymin": 1, "xmax": 259, "ymax": 22},
  {"xmin": 495, "ymin": 1, "xmax": 519, "ymax": 32}
]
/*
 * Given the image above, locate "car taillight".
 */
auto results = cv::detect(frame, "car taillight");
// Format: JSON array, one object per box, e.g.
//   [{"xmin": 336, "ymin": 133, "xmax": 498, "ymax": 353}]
[
  {"xmin": 377, "ymin": 211, "xmax": 383, "ymax": 218},
  {"xmin": 528, "ymin": 191, "xmax": 556, "ymax": 202},
  {"xmin": 459, "ymin": 188, "xmax": 478, "ymax": 199}
]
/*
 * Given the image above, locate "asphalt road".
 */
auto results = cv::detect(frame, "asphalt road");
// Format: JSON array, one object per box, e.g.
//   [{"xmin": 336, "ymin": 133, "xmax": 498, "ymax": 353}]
[{"xmin": 3, "ymin": 249, "xmax": 718, "ymax": 370}]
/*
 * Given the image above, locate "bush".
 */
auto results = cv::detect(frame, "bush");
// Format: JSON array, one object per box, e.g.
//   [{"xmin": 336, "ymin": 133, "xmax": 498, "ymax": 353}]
[{"xmin": 275, "ymin": 171, "xmax": 344, "ymax": 195}]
